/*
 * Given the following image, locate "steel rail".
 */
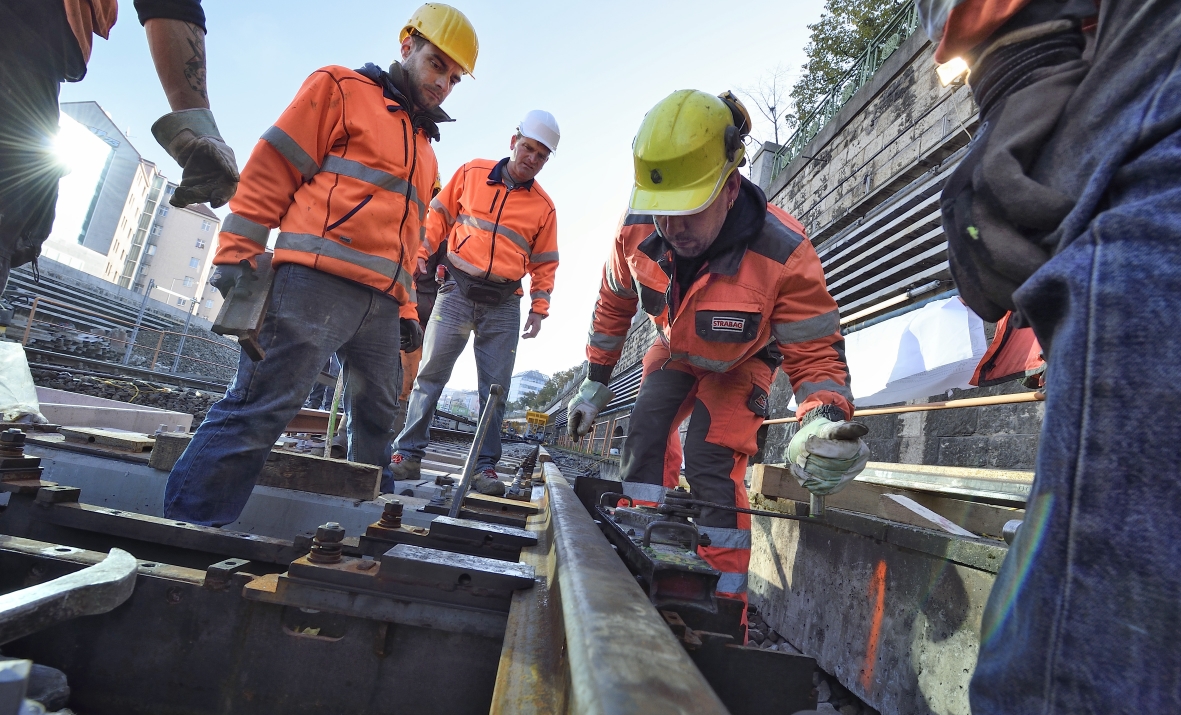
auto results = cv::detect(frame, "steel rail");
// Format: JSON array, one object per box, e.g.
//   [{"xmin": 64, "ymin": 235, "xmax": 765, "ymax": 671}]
[{"xmin": 553, "ymin": 464, "xmax": 726, "ymax": 712}]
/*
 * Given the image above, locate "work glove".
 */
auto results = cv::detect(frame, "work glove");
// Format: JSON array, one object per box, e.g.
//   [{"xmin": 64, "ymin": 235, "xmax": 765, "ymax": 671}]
[
  {"xmin": 786, "ymin": 414, "xmax": 870, "ymax": 496},
  {"xmin": 399, "ymin": 318, "xmax": 424, "ymax": 353},
  {"xmin": 567, "ymin": 379, "xmax": 613, "ymax": 438},
  {"xmin": 209, "ymin": 260, "xmax": 258, "ymax": 300},
  {"xmin": 152, "ymin": 108, "xmax": 240, "ymax": 209},
  {"xmin": 940, "ymin": 20, "xmax": 1089, "ymax": 321}
]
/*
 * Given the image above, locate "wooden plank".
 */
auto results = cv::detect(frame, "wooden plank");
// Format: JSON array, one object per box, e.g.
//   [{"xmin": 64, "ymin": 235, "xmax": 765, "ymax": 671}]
[
  {"xmin": 147, "ymin": 431, "xmax": 379, "ymax": 501},
  {"xmin": 878, "ymin": 494, "xmax": 976, "ymax": 536},
  {"xmin": 60, "ymin": 427, "xmax": 154, "ymax": 452},
  {"xmin": 750, "ymin": 464, "xmax": 1024, "ymax": 540},
  {"xmin": 212, "ymin": 253, "xmax": 275, "ymax": 361},
  {"xmin": 258, "ymin": 451, "xmax": 379, "ymax": 501}
]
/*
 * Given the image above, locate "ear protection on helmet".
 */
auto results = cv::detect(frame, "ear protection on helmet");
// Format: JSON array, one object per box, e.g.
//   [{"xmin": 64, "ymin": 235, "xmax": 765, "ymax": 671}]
[{"xmin": 718, "ymin": 90, "xmax": 752, "ymax": 164}]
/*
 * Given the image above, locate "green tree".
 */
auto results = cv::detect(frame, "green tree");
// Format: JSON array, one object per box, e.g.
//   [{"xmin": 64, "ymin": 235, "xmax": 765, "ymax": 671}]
[{"xmin": 789, "ymin": 0, "xmax": 904, "ymax": 119}]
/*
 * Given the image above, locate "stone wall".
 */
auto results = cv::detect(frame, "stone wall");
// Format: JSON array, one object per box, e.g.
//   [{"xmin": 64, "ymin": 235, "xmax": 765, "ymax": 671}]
[
  {"xmin": 764, "ymin": 32, "xmax": 977, "ymax": 244},
  {"xmin": 761, "ymin": 373, "xmax": 1043, "ymax": 470}
]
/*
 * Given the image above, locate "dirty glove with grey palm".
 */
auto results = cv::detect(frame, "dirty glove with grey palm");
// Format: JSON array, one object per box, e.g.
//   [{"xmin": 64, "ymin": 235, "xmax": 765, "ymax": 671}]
[
  {"xmin": 786, "ymin": 409, "xmax": 869, "ymax": 496},
  {"xmin": 152, "ymin": 108, "xmax": 240, "ymax": 208},
  {"xmin": 209, "ymin": 259, "xmax": 258, "ymax": 300}
]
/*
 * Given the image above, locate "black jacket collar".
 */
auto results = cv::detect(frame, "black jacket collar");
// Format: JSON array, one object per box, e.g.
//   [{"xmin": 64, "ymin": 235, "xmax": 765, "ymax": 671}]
[
  {"xmin": 355, "ymin": 62, "xmax": 453, "ymax": 141},
  {"xmin": 635, "ymin": 177, "xmax": 768, "ymax": 277},
  {"xmin": 488, "ymin": 157, "xmax": 535, "ymax": 191}
]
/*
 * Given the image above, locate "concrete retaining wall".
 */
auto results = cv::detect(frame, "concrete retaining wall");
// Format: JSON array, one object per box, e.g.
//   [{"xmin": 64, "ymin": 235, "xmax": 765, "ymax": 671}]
[{"xmin": 749, "ymin": 504, "xmax": 1004, "ymax": 715}]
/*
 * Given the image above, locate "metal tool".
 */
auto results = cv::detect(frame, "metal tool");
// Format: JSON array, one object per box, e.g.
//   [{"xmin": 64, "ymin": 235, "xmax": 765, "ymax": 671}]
[
  {"xmin": 447, "ymin": 384, "xmax": 504, "ymax": 518},
  {"xmin": 211, "ymin": 253, "xmax": 275, "ymax": 362},
  {"xmin": 0, "ymin": 548, "xmax": 136, "ymax": 645}
]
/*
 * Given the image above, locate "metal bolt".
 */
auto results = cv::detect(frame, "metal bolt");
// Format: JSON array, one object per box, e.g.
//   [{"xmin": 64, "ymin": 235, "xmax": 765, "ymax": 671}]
[
  {"xmin": 0, "ymin": 429, "xmax": 25, "ymax": 445},
  {"xmin": 309, "ymin": 522, "xmax": 345, "ymax": 564},
  {"xmin": 379, "ymin": 500, "xmax": 403, "ymax": 529}
]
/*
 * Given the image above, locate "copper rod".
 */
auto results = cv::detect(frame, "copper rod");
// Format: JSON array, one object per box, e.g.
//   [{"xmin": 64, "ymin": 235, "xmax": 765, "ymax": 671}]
[{"xmin": 763, "ymin": 391, "xmax": 1045, "ymax": 425}]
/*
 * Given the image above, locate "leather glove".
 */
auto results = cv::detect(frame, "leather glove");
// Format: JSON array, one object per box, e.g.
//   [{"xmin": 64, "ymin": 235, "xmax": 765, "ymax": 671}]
[
  {"xmin": 787, "ymin": 415, "xmax": 870, "ymax": 496},
  {"xmin": 152, "ymin": 108, "xmax": 240, "ymax": 209},
  {"xmin": 400, "ymin": 318, "xmax": 424, "ymax": 353},
  {"xmin": 567, "ymin": 379, "xmax": 613, "ymax": 438},
  {"xmin": 940, "ymin": 20, "xmax": 1089, "ymax": 321},
  {"xmin": 209, "ymin": 259, "xmax": 258, "ymax": 300}
]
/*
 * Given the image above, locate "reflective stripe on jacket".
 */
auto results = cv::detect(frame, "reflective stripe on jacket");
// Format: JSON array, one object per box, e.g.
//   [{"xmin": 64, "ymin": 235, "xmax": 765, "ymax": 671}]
[
  {"xmin": 422, "ymin": 158, "xmax": 559, "ymax": 316},
  {"xmin": 587, "ymin": 202, "xmax": 854, "ymax": 421},
  {"xmin": 215, "ymin": 65, "xmax": 437, "ymax": 320}
]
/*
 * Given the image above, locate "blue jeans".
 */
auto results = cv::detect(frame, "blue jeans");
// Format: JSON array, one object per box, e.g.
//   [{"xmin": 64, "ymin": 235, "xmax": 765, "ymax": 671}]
[
  {"xmin": 972, "ymin": 3, "xmax": 1181, "ymax": 712},
  {"xmin": 164, "ymin": 265, "xmax": 402, "ymax": 526},
  {"xmin": 393, "ymin": 281, "xmax": 520, "ymax": 472}
]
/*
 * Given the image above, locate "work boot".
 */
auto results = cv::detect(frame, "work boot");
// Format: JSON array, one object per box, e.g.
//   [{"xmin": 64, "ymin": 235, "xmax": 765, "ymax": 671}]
[
  {"xmin": 472, "ymin": 468, "xmax": 505, "ymax": 496},
  {"xmin": 388, "ymin": 453, "xmax": 421, "ymax": 481}
]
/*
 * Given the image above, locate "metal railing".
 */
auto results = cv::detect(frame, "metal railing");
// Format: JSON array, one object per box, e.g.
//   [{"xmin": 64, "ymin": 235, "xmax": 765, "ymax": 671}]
[
  {"xmin": 770, "ymin": 2, "xmax": 921, "ymax": 181},
  {"xmin": 16, "ymin": 294, "xmax": 238, "ymax": 375}
]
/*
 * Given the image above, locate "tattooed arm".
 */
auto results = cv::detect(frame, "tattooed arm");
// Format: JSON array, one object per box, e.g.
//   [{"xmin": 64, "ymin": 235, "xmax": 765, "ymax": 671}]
[{"xmin": 144, "ymin": 18, "xmax": 209, "ymax": 111}]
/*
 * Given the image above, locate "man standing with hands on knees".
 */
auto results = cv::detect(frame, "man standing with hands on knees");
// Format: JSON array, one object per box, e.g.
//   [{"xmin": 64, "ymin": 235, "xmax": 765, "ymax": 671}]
[{"xmin": 389, "ymin": 110, "xmax": 561, "ymax": 496}]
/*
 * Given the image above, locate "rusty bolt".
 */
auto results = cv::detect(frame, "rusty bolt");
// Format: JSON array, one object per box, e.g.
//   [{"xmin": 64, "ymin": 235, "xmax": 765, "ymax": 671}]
[
  {"xmin": 309, "ymin": 522, "xmax": 345, "ymax": 564},
  {"xmin": 379, "ymin": 500, "xmax": 403, "ymax": 529}
]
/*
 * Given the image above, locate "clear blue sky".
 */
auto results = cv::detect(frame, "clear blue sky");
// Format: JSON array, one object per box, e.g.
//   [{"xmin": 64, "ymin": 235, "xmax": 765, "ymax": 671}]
[{"xmin": 63, "ymin": 0, "xmax": 825, "ymax": 391}]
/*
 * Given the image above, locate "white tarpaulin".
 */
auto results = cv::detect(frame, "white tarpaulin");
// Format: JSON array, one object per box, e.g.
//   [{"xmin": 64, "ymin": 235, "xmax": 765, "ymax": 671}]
[
  {"xmin": 0, "ymin": 341, "xmax": 47, "ymax": 423},
  {"xmin": 842, "ymin": 297, "xmax": 987, "ymax": 407}
]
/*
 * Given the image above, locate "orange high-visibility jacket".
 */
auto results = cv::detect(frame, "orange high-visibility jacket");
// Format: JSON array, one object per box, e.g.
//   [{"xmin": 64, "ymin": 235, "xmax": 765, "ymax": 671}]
[
  {"xmin": 63, "ymin": 0, "xmax": 117, "ymax": 67},
  {"xmin": 918, "ymin": 0, "xmax": 1045, "ymax": 63},
  {"xmin": 587, "ymin": 203, "xmax": 854, "ymax": 421},
  {"xmin": 216, "ymin": 65, "xmax": 439, "ymax": 320},
  {"xmin": 422, "ymin": 158, "xmax": 559, "ymax": 316}
]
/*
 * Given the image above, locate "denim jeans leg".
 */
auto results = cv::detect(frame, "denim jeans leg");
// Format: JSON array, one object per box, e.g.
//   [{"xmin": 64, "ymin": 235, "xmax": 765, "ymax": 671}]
[
  {"xmin": 338, "ymin": 292, "xmax": 401, "ymax": 466},
  {"xmin": 971, "ymin": 127, "xmax": 1181, "ymax": 714},
  {"xmin": 394, "ymin": 282, "xmax": 474, "ymax": 461},
  {"xmin": 471, "ymin": 297, "xmax": 521, "ymax": 471},
  {"xmin": 163, "ymin": 266, "xmax": 364, "ymax": 526}
]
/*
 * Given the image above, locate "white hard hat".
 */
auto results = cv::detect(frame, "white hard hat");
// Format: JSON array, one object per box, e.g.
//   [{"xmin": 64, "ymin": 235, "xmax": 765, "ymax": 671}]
[{"xmin": 518, "ymin": 109, "xmax": 560, "ymax": 153}]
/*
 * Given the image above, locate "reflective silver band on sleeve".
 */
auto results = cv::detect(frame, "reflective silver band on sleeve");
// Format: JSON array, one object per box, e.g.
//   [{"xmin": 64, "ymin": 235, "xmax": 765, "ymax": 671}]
[
  {"xmin": 530, "ymin": 251, "xmax": 559, "ymax": 264},
  {"xmin": 261, "ymin": 126, "xmax": 319, "ymax": 181},
  {"xmin": 588, "ymin": 331, "xmax": 625, "ymax": 351},
  {"xmin": 530, "ymin": 290, "xmax": 551, "ymax": 302},
  {"xmin": 222, "ymin": 213, "xmax": 270, "ymax": 246},
  {"xmin": 793, "ymin": 378, "xmax": 854, "ymax": 404},
  {"xmin": 772, "ymin": 309, "xmax": 840, "ymax": 344},
  {"xmin": 605, "ymin": 266, "xmax": 637, "ymax": 299},
  {"xmin": 430, "ymin": 197, "xmax": 454, "ymax": 225}
]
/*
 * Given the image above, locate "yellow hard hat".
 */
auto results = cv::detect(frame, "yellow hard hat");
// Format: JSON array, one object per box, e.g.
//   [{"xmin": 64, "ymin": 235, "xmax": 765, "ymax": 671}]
[
  {"xmin": 401, "ymin": 4, "xmax": 479, "ymax": 76},
  {"xmin": 630, "ymin": 89, "xmax": 750, "ymax": 215}
]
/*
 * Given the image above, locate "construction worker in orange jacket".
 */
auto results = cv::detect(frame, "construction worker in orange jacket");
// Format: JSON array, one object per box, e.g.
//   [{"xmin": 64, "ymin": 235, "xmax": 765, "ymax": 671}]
[
  {"xmin": 569, "ymin": 90, "xmax": 870, "ymax": 606},
  {"xmin": 164, "ymin": 4, "xmax": 479, "ymax": 526},
  {"xmin": 389, "ymin": 110, "xmax": 560, "ymax": 495},
  {"xmin": 0, "ymin": 0, "xmax": 238, "ymax": 295}
]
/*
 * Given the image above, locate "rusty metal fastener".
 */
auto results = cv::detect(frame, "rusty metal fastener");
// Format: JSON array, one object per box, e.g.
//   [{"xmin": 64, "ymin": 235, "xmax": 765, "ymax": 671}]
[
  {"xmin": 309, "ymin": 522, "xmax": 345, "ymax": 564},
  {"xmin": 379, "ymin": 501, "xmax": 403, "ymax": 529}
]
